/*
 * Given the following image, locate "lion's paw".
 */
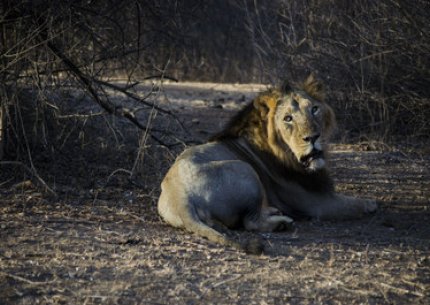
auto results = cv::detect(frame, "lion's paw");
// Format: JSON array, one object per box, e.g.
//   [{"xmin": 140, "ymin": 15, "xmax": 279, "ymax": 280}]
[
  {"xmin": 262, "ymin": 206, "xmax": 283, "ymax": 217},
  {"xmin": 268, "ymin": 215, "xmax": 294, "ymax": 231}
]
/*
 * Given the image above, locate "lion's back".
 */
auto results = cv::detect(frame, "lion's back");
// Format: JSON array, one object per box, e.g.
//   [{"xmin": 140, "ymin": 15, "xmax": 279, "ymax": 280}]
[{"xmin": 176, "ymin": 141, "xmax": 240, "ymax": 164}]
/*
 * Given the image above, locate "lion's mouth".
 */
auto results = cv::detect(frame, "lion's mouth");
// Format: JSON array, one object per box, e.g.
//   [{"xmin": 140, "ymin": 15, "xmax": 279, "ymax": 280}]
[{"xmin": 300, "ymin": 149, "xmax": 324, "ymax": 168}]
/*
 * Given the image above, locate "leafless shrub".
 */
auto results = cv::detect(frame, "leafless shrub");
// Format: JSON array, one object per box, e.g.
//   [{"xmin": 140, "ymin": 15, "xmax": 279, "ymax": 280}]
[
  {"xmin": 0, "ymin": 1, "xmax": 189, "ymax": 187},
  {"xmin": 242, "ymin": 0, "xmax": 430, "ymax": 143}
]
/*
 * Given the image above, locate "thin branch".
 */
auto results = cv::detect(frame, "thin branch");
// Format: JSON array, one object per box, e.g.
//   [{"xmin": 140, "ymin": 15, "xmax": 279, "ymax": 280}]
[
  {"xmin": 0, "ymin": 161, "xmax": 55, "ymax": 195},
  {"xmin": 141, "ymin": 74, "xmax": 178, "ymax": 82},
  {"xmin": 94, "ymin": 79, "xmax": 170, "ymax": 115},
  {"xmin": 1, "ymin": 272, "xmax": 55, "ymax": 285},
  {"xmin": 95, "ymin": 78, "xmax": 188, "ymax": 136},
  {"xmin": 44, "ymin": 41, "xmax": 173, "ymax": 147},
  {"xmin": 377, "ymin": 282, "xmax": 425, "ymax": 298},
  {"xmin": 56, "ymin": 112, "xmax": 105, "ymax": 120}
]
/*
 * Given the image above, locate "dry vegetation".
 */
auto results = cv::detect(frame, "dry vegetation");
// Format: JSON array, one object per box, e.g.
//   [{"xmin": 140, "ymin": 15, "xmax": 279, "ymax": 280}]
[
  {"xmin": 1, "ymin": 1, "xmax": 429, "ymax": 304},
  {"xmin": 1, "ymin": 83, "xmax": 429, "ymax": 305}
]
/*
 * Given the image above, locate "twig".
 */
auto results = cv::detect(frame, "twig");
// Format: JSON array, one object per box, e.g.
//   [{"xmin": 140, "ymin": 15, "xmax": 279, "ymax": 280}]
[
  {"xmin": 0, "ymin": 177, "xmax": 14, "ymax": 187},
  {"xmin": 211, "ymin": 274, "xmax": 243, "ymax": 289},
  {"xmin": 141, "ymin": 74, "xmax": 178, "ymax": 82},
  {"xmin": 0, "ymin": 161, "xmax": 55, "ymax": 195},
  {"xmin": 95, "ymin": 79, "xmax": 171, "ymax": 116},
  {"xmin": 377, "ymin": 282, "xmax": 425, "ymax": 298},
  {"xmin": 106, "ymin": 168, "xmax": 133, "ymax": 183},
  {"xmin": 56, "ymin": 112, "xmax": 105, "ymax": 120},
  {"xmin": 318, "ymin": 273, "xmax": 380, "ymax": 297},
  {"xmin": 96, "ymin": 78, "xmax": 188, "ymax": 134},
  {"xmin": 1, "ymin": 272, "xmax": 55, "ymax": 285},
  {"xmin": 131, "ymin": 102, "xmax": 158, "ymax": 176},
  {"xmin": 200, "ymin": 274, "xmax": 243, "ymax": 298},
  {"xmin": 44, "ymin": 40, "xmax": 173, "ymax": 147}
]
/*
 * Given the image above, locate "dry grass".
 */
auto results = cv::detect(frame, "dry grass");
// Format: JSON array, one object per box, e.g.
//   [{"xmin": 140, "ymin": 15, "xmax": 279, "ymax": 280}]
[
  {"xmin": 1, "ymin": 148, "xmax": 429, "ymax": 304},
  {"xmin": 1, "ymin": 83, "xmax": 429, "ymax": 304}
]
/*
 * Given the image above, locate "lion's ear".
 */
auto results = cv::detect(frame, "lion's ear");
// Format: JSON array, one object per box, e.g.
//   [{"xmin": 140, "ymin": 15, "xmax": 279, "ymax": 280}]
[
  {"xmin": 303, "ymin": 73, "xmax": 325, "ymax": 101},
  {"xmin": 282, "ymin": 80, "xmax": 292, "ymax": 94},
  {"xmin": 253, "ymin": 90, "xmax": 279, "ymax": 119},
  {"xmin": 253, "ymin": 95, "xmax": 270, "ymax": 118}
]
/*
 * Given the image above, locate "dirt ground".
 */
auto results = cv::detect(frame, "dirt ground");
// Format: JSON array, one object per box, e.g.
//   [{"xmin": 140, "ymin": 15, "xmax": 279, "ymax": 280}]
[{"xmin": 0, "ymin": 82, "xmax": 429, "ymax": 305}]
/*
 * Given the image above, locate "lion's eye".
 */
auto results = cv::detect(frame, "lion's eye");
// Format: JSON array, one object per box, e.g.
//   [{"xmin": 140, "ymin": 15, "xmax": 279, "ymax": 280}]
[
  {"xmin": 311, "ymin": 105, "xmax": 319, "ymax": 115},
  {"xmin": 284, "ymin": 115, "xmax": 293, "ymax": 122}
]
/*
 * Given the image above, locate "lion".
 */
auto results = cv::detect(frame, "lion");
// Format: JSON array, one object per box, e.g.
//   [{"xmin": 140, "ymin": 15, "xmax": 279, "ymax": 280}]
[{"xmin": 157, "ymin": 74, "xmax": 377, "ymax": 254}]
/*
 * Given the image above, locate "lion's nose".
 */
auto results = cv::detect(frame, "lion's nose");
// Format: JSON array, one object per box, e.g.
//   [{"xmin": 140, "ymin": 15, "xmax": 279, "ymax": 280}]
[{"xmin": 303, "ymin": 134, "xmax": 320, "ymax": 144}]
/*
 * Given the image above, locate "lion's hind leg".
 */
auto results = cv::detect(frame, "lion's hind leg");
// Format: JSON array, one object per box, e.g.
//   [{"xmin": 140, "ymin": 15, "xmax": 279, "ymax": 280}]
[{"xmin": 159, "ymin": 184, "xmax": 263, "ymax": 253}]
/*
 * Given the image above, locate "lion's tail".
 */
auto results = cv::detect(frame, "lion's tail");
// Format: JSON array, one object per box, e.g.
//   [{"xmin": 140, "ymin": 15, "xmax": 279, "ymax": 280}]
[{"xmin": 163, "ymin": 202, "xmax": 264, "ymax": 254}]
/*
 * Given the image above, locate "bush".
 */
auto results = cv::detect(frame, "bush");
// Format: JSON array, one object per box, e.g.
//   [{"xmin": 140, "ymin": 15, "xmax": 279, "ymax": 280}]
[
  {"xmin": 242, "ymin": 0, "xmax": 429, "ymax": 142},
  {"xmin": 1, "ymin": 0, "xmax": 428, "ymax": 164}
]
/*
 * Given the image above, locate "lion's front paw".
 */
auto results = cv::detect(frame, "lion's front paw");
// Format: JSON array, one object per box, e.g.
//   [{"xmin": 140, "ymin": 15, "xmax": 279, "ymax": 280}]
[
  {"xmin": 364, "ymin": 199, "xmax": 378, "ymax": 214},
  {"xmin": 262, "ymin": 206, "xmax": 283, "ymax": 217}
]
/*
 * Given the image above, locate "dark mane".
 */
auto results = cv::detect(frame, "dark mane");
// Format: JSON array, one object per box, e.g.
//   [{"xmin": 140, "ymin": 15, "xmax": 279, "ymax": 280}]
[{"xmin": 209, "ymin": 101, "xmax": 256, "ymax": 142}]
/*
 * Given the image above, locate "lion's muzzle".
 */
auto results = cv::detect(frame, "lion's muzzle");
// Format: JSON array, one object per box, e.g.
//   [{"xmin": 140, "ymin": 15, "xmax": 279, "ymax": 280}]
[{"xmin": 300, "ymin": 149, "xmax": 324, "ymax": 170}]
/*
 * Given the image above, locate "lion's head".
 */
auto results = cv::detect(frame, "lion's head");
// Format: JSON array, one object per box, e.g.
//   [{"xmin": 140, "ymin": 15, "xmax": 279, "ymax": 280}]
[
  {"xmin": 215, "ymin": 74, "xmax": 336, "ymax": 172},
  {"xmin": 263, "ymin": 74, "xmax": 336, "ymax": 171}
]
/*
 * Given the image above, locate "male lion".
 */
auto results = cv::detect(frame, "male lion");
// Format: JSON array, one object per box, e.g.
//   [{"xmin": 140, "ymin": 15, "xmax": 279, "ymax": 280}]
[{"xmin": 158, "ymin": 74, "xmax": 377, "ymax": 253}]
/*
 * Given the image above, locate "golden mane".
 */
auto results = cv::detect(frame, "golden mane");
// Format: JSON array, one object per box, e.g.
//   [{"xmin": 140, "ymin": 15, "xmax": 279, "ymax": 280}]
[{"xmin": 211, "ymin": 88, "xmax": 280, "ymax": 151}]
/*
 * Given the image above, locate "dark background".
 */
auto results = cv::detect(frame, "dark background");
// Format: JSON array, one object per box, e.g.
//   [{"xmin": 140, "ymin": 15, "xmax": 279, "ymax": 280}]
[{"xmin": 1, "ymin": 0, "xmax": 429, "ymax": 161}]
